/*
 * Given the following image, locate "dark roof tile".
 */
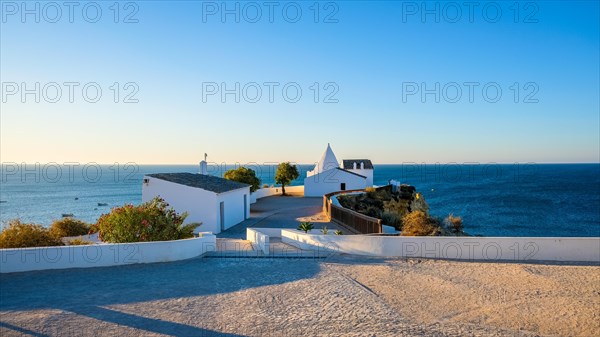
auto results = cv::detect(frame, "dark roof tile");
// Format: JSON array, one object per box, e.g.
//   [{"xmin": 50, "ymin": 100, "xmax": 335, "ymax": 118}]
[
  {"xmin": 342, "ymin": 159, "xmax": 374, "ymax": 170},
  {"xmin": 147, "ymin": 173, "xmax": 249, "ymax": 194}
]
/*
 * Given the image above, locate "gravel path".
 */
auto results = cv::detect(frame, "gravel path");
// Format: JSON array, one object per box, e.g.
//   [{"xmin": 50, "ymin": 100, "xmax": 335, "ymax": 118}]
[{"xmin": 1, "ymin": 255, "xmax": 598, "ymax": 336}]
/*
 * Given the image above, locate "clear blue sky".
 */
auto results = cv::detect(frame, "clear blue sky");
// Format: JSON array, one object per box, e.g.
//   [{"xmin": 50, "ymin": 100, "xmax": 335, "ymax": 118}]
[{"xmin": 1, "ymin": 1, "xmax": 598, "ymax": 164}]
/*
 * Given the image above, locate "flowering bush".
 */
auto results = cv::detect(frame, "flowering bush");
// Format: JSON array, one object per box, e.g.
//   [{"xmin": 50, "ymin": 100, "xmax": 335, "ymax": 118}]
[{"xmin": 94, "ymin": 197, "xmax": 201, "ymax": 243}]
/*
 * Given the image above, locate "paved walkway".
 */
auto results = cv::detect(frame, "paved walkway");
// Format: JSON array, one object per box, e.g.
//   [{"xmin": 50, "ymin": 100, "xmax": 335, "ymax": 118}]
[
  {"xmin": 212, "ymin": 195, "xmax": 347, "ymax": 257},
  {"xmin": 217, "ymin": 195, "xmax": 347, "ymax": 239},
  {"xmin": 0, "ymin": 256, "xmax": 549, "ymax": 336}
]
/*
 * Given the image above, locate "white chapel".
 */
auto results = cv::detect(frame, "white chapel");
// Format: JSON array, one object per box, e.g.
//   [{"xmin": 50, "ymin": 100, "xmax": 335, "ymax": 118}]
[{"xmin": 303, "ymin": 144, "xmax": 374, "ymax": 197}]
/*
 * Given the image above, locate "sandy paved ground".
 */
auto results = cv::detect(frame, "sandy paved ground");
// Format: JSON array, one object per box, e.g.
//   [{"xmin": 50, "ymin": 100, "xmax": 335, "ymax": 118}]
[{"xmin": 1, "ymin": 255, "xmax": 598, "ymax": 337}]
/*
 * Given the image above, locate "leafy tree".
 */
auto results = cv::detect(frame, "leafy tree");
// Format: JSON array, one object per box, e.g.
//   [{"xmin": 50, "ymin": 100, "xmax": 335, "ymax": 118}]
[
  {"xmin": 275, "ymin": 162, "xmax": 299, "ymax": 195},
  {"xmin": 224, "ymin": 167, "xmax": 261, "ymax": 192}
]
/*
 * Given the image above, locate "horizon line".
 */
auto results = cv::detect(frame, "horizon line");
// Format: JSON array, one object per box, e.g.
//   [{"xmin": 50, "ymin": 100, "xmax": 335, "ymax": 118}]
[{"xmin": 1, "ymin": 161, "xmax": 599, "ymax": 166}]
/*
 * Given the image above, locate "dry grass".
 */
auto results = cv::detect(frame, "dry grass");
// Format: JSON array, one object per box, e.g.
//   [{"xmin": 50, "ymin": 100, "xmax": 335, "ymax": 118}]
[
  {"xmin": 444, "ymin": 214, "xmax": 464, "ymax": 234},
  {"xmin": 401, "ymin": 211, "xmax": 442, "ymax": 236},
  {"xmin": 49, "ymin": 218, "xmax": 90, "ymax": 238},
  {"xmin": 67, "ymin": 237, "xmax": 95, "ymax": 245},
  {"xmin": 0, "ymin": 220, "xmax": 63, "ymax": 248}
]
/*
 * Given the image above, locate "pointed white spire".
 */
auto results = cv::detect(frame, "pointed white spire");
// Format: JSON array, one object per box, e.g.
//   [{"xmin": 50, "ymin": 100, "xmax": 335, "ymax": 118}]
[{"xmin": 314, "ymin": 143, "xmax": 339, "ymax": 174}]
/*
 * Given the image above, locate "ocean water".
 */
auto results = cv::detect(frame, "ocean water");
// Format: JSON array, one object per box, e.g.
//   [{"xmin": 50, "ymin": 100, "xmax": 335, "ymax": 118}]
[{"xmin": 0, "ymin": 163, "xmax": 598, "ymax": 237}]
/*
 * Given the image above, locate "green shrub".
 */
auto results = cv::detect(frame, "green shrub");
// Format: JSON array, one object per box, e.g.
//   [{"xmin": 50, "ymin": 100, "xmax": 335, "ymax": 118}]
[
  {"xmin": 364, "ymin": 206, "xmax": 381, "ymax": 218},
  {"xmin": 49, "ymin": 218, "xmax": 90, "ymax": 238},
  {"xmin": 337, "ymin": 195, "xmax": 357, "ymax": 210},
  {"xmin": 95, "ymin": 197, "xmax": 201, "ymax": 243},
  {"xmin": 223, "ymin": 167, "xmax": 261, "ymax": 192},
  {"xmin": 410, "ymin": 193, "xmax": 430, "ymax": 215},
  {"xmin": 401, "ymin": 211, "xmax": 442, "ymax": 236},
  {"xmin": 444, "ymin": 214, "xmax": 464, "ymax": 234},
  {"xmin": 381, "ymin": 211, "xmax": 402, "ymax": 230},
  {"xmin": 297, "ymin": 222, "xmax": 314, "ymax": 233},
  {"xmin": 0, "ymin": 220, "xmax": 63, "ymax": 248},
  {"xmin": 334, "ymin": 230, "xmax": 343, "ymax": 235},
  {"xmin": 320, "ymin": 226, "xmax": 329, "ymax": 234},
  {"xmin": 383, "ymin": 199, "xmax": 410, "ymax": 218},
  {"xmin": 68, "ymin": 237, "xmax": 94, "ymax": 245}
]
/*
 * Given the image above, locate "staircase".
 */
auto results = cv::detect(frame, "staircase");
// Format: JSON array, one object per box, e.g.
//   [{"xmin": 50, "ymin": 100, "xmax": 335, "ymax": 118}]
[{"xmin": 205, "ymin": 237, "xmax": 333, "ymax": 259}]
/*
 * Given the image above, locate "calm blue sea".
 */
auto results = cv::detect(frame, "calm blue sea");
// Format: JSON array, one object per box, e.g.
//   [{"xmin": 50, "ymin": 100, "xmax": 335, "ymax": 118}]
[{"xmin": 1, "ymin": 163, "xmax": 599, "ymax": 237}]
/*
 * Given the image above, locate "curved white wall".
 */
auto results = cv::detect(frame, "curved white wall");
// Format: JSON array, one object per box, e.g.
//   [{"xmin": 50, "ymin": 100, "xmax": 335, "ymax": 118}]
[{"xmin": 0, "ymin": 235, "xmax": 216, "ymax": 274}]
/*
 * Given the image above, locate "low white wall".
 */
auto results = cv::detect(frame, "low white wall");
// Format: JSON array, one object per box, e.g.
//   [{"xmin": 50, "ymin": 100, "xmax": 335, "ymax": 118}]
[
  {"xmin": 250, "ymin": 185, "xmax": 305, "ymax": 203},
  {"xmin": 0, "ymin": 234, "xmax": 217, "ymax": 274},
  {"xmin": 247, "ymin": 227, "xmax": 283, "ymax": 238},
  {"xmin": 246, "ymin": 228, "xmax": 270, "ymax": 254},
  {"xmin": 281, "ymin": 230, "xmax": 600, "ymax": 263}
]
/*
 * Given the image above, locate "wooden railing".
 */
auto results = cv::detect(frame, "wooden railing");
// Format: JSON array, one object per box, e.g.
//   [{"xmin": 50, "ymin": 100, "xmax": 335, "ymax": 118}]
[{"xmin": 323, "ymin": 190, "xmax": 382, "ymax": 234}]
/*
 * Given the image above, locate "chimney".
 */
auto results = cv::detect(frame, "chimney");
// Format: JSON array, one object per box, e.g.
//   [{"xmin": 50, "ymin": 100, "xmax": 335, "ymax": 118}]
[{"xmin": 199, "ymin": 153, "xmax": 208, "ymax": 175}]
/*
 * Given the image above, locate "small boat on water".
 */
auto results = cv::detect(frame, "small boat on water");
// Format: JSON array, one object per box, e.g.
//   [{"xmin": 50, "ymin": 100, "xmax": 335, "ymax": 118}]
[
  {"xmin": 62, "ymin": 213, "xmax": 74, "ymax": 217},
  {"xmin": 97, "ymin": 203, "xmax": 108, "ymax": 206},
  {"xmin": 74, "ymin": 197, "xmax": 79, "ymax": 200},
  {"xmin": 0, "ymin": 200, "xmax": 7, "ymax": 203}
]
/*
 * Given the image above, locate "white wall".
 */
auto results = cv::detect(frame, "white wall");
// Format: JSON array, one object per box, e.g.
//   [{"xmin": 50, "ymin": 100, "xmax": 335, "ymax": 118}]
[
  {"xmin": 0, "ymin": 235, "xmax": 217, "ymax": 274},
  {"xmin": 250, "ymin": 186, "xmax": 305, "ymax": 203},
  {"xmin": 304, "ymin": 169, "xmax": 367, "ymax": 197},
  {"xmin": 346, "ymin": 168, "xmax": 373, "ymax": 186},
  {"xmin": 142, "ymin": 176, "xmax": 218, "ymax": 233},
  {"xmin": 247, "ymin": 228, "xmax": 284, "ymax": 238},
  {"xmin": 281, "ymin": 230, "xmax": 600, "ymax": 263},
  {"xmin": 246, "ymin": 228, "xmax": 270, "ymax": 254},
  {"xmin": 216, "ymin": 187, "xmax": 251, "ymax": 231}
]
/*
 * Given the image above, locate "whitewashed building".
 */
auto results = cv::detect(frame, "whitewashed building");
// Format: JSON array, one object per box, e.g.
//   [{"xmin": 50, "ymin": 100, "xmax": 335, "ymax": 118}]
[
  {"xmin": 304, "ymin": 144, "xmax": 373, "ymax": 197},
  {"xmin": 142, "ymin": 171, "xmax": 251, "ymax": 234},
  {"xmin": 342, "ymin": 159, "xmax": 374, "ymax": 186}
]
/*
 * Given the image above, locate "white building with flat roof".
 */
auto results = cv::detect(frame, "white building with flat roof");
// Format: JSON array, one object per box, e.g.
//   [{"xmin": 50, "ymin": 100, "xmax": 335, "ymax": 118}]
[{"xmin": 142, "ymin": 172, "xmax": 250, "ymax": 234}]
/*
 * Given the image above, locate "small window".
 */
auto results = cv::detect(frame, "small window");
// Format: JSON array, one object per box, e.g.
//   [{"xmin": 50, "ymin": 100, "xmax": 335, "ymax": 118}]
[{"xmin": 341, "ymin": 183, "xmax": 346, "ymax": 191}]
